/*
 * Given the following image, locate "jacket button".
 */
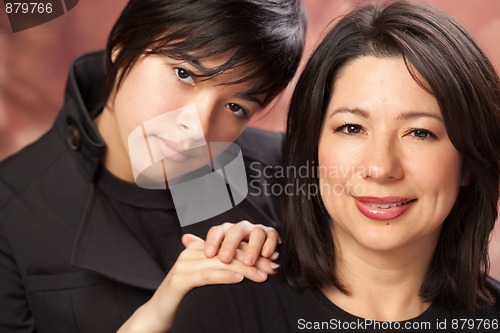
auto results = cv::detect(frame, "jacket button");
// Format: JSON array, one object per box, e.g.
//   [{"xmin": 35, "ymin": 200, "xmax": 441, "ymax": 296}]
[{"xmin": 67, "ymin": 124, "xmax": 82, "ymax": 150}]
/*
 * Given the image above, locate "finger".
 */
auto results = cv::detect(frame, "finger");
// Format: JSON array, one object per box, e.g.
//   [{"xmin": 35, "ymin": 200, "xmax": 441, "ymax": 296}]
[
  {"xmin": 241, "ymin": 228, "xmax": 267, "ymax": 266},
  {"xmin": 173, "ymin": 269, "xmax": 245, "ymax": 291},
  {"xmin": 234, "ymin": 225, "xmax": 280, "ymax": 259},
  {"xmin": 175, "ymin": 246, "xmax": 268, "ymax": 281},
  {"xmin": 233, "ymin": 220, "xmax": 253, "ymax": 234},
  {"xmin": 261, "ymin": 228, "xmax": 281, "ymax": 257},
  {"xmin": 177, "ymin": 240, "xmax": 207, "ymax": 263},
  {"xmin": 253, "ymin": 256, "xmax": 280, "ymax": 275},
  {"xmin": 191, "ymin": 255, "xmax": 268, "ymax": 283},
  {"xmin": 217, "ymin": 224, "xmax": 246, "ymax": 263},
  {"xmin": 204, "ymin": 223, "xmax": 232, "ymax": 258},
  {"xmin": 234, "ymin": 222, "xmax": 280, "ymax": 258},
  {"xmin": 233, "ymin": 246, "xmax": 279, "ymax": 275},
  {"xmin": 181, "ymin": 233, "xmax": 204, "ymax": 248}
]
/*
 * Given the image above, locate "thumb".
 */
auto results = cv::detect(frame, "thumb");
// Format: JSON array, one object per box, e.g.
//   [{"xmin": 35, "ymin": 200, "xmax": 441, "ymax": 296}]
[{"xmin": 181, "ymin": 233, "xmax": 204, "ymax": 247}]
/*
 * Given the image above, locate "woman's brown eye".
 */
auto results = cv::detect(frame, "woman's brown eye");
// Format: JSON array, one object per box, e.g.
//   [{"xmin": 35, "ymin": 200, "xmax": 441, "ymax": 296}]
[{"xmin": 334, "ymin": 123, "xmax": 363, "ymax": 135}]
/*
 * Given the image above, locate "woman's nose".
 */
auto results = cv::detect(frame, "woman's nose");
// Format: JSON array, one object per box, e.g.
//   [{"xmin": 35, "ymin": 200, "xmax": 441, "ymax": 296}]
[{"xmin": 361, "ymin": 135, "xmax": 404, "ymax": 182}]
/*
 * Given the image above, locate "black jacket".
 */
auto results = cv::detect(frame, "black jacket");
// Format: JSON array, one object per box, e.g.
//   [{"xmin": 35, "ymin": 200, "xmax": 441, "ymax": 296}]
[{"xmin": 0, "ymin": 51, "xmax": 284, "ymax": 333}]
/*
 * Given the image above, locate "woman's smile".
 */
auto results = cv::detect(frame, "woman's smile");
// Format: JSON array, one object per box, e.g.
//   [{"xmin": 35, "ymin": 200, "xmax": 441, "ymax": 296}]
[{"xmin": 353, "ymin": 196, "xmax": 416, "ymax": 221}]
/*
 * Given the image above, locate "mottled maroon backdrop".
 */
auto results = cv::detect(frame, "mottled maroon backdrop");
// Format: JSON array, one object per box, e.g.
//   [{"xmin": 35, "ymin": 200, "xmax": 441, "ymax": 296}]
[{"xmin": 0, "ymin": 0, "xmax": 499, "ymax": 278}]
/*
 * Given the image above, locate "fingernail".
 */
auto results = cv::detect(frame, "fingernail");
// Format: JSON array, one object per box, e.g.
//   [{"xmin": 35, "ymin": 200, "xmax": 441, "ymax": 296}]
[
  {"xmin": 234, "ymin": 273, "xmax": 244, "ymax": 281},
  {"xmin": 270, "ymin": 262, "xmax": 280, "ymax": 270},
  {"xmin": 206, "ymin": 246, "xmax": 215, "ymax": 256},
  {"xmin": 270, "ymin": 251, "xmax": 279, "ymax": 260},
  {"xmin": 219, "ymin": 251, "xmax": 229, "ymax": 261},
  {"xmin": 244, "ymin": 255, "xmax": 254, "ymax": 266},
  {"xmin": 257, "ymin": 270, "xmax": 268, "ymax": 278}
]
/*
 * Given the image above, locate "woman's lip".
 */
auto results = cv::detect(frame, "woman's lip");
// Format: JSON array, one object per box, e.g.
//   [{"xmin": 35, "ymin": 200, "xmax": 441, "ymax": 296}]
[
  {"xmin": 353, "ymin": 196, "xmax": 416, "ymax": 221},
  {"xmin": 154, "ymin": 136, "xmax": 189, "ymax": 162},
  {"xmin": 355, "ymin": 196, "xmax": 414, "ymax": 204}
]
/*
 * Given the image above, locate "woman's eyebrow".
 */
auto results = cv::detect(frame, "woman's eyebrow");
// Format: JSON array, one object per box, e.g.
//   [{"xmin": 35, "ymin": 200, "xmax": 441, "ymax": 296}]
[
  {"xmin": 328, "ymin": 108, "xmax": 444, "ymax": 122},
  {"xmin": 396, "ymin": 111, "xmax": 444, "ymax": 122},
  {"xmin": 328, "ymin": 107, "xmax": 369, "ymax": 119}
]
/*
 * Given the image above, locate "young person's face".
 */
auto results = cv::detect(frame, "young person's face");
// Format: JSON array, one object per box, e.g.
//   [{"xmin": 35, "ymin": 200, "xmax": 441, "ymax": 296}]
[
  {"xmin": 318, "ymin": 56, "xmax": 463, "ymax": 255},
  {"xmin": 101, "ymin": 53, "xmax": 264, "ymax": 182}
]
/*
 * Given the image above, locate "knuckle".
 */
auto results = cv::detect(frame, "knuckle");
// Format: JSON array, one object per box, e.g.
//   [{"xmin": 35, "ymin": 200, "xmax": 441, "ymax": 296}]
[
  {"xmin": 237, "ymin": 220, "xmax": 251, "ymax": 226},
  {"xmin": 207, "ymin": 225, "xmax": 220, "ymax": 235},
  {"xmin": 226, "ymin": 225, "xmax": 243, "ymax": 237},
  {"xmin": 268, "ymin": 227, "xmax": 279, "ymax": 234},
  {"xmin": 185, "ymin": 242, "xmax": 198, "ymax": 250},
  {"xmin": 178, "ymin": 250, "xmax": 189, "ymax": 260},
  {"xmin": 248, "ymin": 229, "xmax": 266, "ymax": 241},
  {"xmin": 221, "ymin": 222, "xmax": 234, "ymax": 229},
  {"xmin": 174, "ymin": 261, "xmax": 187, "ymax": 272},
  {"xmin": 235, "ymin": 220, "xmax": 252, "ymax": 232}
]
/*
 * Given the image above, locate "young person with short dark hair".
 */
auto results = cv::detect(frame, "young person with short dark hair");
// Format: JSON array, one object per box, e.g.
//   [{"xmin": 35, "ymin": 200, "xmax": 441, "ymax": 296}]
[{"xmin": 0, "ymin": 0, "xmax": 306, "ymax": 332}]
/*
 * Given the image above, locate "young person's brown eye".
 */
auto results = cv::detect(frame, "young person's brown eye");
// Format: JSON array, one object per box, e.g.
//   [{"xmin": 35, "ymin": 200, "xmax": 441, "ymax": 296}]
[
  {"xmin": 174, "ymin": 67, "xmax": 195, "ymax": 84},
  {"xmin": 226, "ymin": 103, "xmax": 247, "ymax": 119}
]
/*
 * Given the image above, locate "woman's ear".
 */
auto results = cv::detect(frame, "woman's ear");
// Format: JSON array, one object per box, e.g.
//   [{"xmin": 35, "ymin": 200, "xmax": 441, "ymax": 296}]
[{"xmin": 111, "ymin": 47, "xmax": 121, "ymax": 63}]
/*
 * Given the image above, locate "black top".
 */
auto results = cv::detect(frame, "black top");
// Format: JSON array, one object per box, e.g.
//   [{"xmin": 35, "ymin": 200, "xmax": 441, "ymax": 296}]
[
  {"xmin": 171, "ymin": 276, "xmax": 500, "ymax": 333},
  {"xmin": 95, "ymin": 165, "xmax": 181, "ymax": 272},
  {"xmin": 0, "ymin": 51, "xmax": 284, "ymax": 333}
]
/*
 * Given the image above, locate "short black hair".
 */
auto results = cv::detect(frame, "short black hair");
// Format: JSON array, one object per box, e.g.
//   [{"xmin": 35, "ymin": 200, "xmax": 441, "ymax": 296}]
[
  {"xmin": 103, "ymin": 0, "xmax": 306, "ymax": 107},
  {"xmin": 280, "ymin": 0, "xmax": 499, "ymax": 312}
]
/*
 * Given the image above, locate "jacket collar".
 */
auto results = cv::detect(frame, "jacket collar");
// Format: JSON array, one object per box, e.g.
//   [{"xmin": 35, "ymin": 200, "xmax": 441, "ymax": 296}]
[
  {"xmin": 56, "ymin": 51, "xmax": 167, "ymax": 290},
  {"xmin": 71, "ymin": 186, "xmax": 168, "ymax": 290},
  {"xmin": 55, "ymin": 51, "xmax": 106, "ymax": 182}
]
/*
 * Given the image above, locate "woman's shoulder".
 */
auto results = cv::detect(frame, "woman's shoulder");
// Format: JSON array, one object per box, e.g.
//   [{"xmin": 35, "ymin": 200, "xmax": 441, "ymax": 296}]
[
  {"xmin": 175, "ymin": 275, "xmax": 292, "ymax": 313},
  {"xmin": 171, "ymin": 276, "xmax": 306, "ymax": 333},
  {"xmin": 486, "ymin": 276, "xmax": 500, "ymax": 293},
  {"xmin": 459, "ymin": 276, "xmax": 500, "ymax": 321},
  {"xmin": 485, "ymin": 276, "xmax": 500, "ymax": 310}
]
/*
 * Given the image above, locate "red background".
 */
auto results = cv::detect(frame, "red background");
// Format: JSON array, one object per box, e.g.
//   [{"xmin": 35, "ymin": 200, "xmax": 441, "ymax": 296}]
[{"xmin": 0, "ymin": 0, "xmax": 499, "ymax": 279}]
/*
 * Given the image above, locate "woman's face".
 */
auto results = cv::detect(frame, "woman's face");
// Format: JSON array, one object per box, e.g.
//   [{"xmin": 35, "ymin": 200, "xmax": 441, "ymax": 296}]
[
  {"xmin": 99, "ymin": 53, "xmax": 264, "ymax": 183},
  {"xmin": 318, "ymin": 56, "xmax": 463, "ymax": 254}
]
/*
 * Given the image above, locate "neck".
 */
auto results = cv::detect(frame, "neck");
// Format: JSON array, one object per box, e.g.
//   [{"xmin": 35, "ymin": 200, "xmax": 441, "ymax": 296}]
[
  {"xmin": 94, "ymin": 105, "xmax": 134, "ymax": 182},
  {"xmin": 321, "ymin": 230, "xmax": 438, "ymax": 321}
]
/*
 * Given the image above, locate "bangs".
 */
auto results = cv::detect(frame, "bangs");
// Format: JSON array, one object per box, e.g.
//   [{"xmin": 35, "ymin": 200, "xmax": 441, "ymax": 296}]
[
  {"xmin": 104, "ymin": 0, "xmax": 305, "ymax": 108},
  {"xmin": 144, "ymin": 36, "xmax": 294, "ymax": 106}
]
